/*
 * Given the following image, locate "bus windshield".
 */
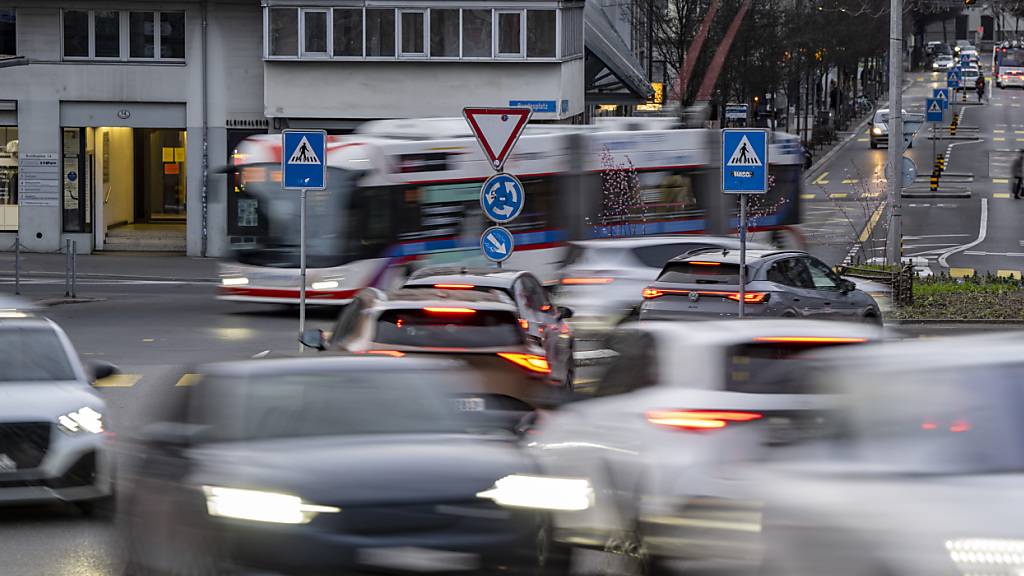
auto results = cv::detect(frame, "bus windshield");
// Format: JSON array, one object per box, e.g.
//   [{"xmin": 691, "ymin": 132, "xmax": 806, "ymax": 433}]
[
  {"xmin": 229, "ymin": 166, "xmax": 356, "ymax": 268},
  {"xmin": 1001, "ymin": 49, "xmax": 1024, "ymax": 68}
]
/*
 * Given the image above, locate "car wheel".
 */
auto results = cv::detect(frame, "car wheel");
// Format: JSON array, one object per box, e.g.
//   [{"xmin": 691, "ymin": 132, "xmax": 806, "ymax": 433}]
[{"xmin": 863, "ymin": 312, "xmax": 883, "ymax": 326}]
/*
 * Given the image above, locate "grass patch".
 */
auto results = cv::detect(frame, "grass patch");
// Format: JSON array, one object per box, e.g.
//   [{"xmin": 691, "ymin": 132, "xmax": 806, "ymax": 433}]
[{"xmin": 893, "ymin": 274, "xmax": 1024, "ymax": 320}]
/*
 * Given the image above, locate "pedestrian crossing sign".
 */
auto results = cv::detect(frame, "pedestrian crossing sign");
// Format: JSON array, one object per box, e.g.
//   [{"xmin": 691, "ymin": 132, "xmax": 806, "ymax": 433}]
[
  {"xmin": 722, "ymin": 129, "xmax": 768, "ymax": 194},
  {"xmin": 933, "ymin": 88, "xmax": 949, "ymax": 110},
  {"xmin": 282, "ymin": 129, "xmax": 327, "ymax": 190},
  {"xmin": 926, "ymin": 98, "xmax": 943, "ymax": 122}
]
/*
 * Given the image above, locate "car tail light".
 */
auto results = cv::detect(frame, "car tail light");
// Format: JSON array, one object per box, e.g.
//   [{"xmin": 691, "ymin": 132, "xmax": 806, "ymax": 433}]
[
  {"xmin": 753, "ymin": 336, "xmax": 868, "ymax": 344},
  {"xmin": 433, "ymin": 284, "xmax": 475, "ymax": 289},
  {"xmin": 687, "ymin": 261, "xmax": 721, "ymax": 266},
  {"xmin": 422, "ymin": 307, "xmax": 477, "ymax": 314},
  {"xmin": 498, "ymin": 353, "xmax": 551, "ymax": 374},
  {"xmin": 642, "ymin": 287, "xmax": 663, "ymax": 299},
  {"xmin": 519, "ymin": 318, "xmax": 530, "ymax": 330},
  {"xmin": 365, "ymin": 350, "xmax": 406, "ymax": 357},
  {"xmin": 921, "ymin": 420, "xmax": 971, "ymax": 433},
  {"xmin": 725, "ymin": 292, "xmax": 769, "ymax": 303},
  {"xmin": 561, "ymin": 277, "xmax": 614, "ymax": 285},
  {"xmin": 646, "ymin": 410, "xmax": 763, "ymax": 431}
]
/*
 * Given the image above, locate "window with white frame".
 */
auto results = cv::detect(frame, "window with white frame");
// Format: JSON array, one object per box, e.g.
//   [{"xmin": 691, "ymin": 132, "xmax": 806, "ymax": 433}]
[
  {"xmin": 496, "ymin": 11, "xmax": 522, "ymax": 57},
  {"xmin": 303, "ymin": 9, "xmax": 328, "ymax": 56},
  {"xmin": 62, "ymin": 9, "xmax": 185, "ymax": 61},
  {"xmin": 263, "ymin": 5, "xmax": 575, "ymax": 62},
  {"xmin": 399, "ymin": 10, "xmax": 425, "ymax": 56}
]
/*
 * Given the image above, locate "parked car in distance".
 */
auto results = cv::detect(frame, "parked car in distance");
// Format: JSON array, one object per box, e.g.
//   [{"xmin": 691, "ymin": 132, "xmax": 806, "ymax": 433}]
[
  {"xmin": 554, "ymin": 236, "xmax": 772, "ymax": 334},
  {"xmin": 639, "ymin": 248, "xmax": 882, "ymax": 324}
]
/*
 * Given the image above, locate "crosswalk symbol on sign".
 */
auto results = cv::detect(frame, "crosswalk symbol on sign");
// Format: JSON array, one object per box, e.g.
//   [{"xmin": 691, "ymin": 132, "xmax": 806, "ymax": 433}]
[
  {"xmin": 288, "ymin": 136, "xmax": 321, "ymax": 165},
  {"xmin": 726, "ymin": 135, "xmax": 763, "ymax": 167},
  {"xmin": 928, "ymin": 101, "xmax": 941, "ymax": 113}
]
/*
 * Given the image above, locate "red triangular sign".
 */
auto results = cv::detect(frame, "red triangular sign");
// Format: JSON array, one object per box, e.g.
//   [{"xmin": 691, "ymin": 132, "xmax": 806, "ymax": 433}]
[{"xmin": 463, "ymin": 107, "xmax": 532, "ymax": 171}]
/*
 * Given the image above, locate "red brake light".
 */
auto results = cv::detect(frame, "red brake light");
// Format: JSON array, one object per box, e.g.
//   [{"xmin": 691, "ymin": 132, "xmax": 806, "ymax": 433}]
[
  {"xmin": 364, "ymin": 350, "xmax": 406, "ymax": 357},
  {"xmin": 921, "ymin": 422, "xmax": 938, "ymax": 430},
  {"xmin": 422, "ymin": 307, "xmax": 477, "ymax": 314},
  {"xmin": 497, "ymin": 353, "xmax": 551, "ymax": 374},
  {"xmin": 753, "ymin": 336, "xmax": 868, "ymax": 344},
  {"xmin": 519, "ymin": 318, "xmax": 530, "ymax": 330},
  {"xmin": 642, "ymin": 288, "xmax": 663, "ymax": 299},
  {"xmin": 433, "ymin": 284, "xmax": 475, "ymax": 289},
  {"xmin": 949, "ymin": 420, "xmax": 972, "ymax": 433},
  {"xmin": 687, "ymin": 261, "xmax": 721, "ymax": 266},
  {"xmin": 725, "ymin": 292, "xmax": 769, "ymax": 303},
  {"xmin": 646, "ymin": 410, "xmax": 763, "ymax": 431},
  {"xmin": 561, "ymin": 277, "xmax": 614, "ymax": 285}
]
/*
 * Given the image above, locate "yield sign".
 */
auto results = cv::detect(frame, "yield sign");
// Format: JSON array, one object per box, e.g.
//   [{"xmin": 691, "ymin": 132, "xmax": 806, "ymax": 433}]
[{"xmin": 463, "ymin": 107, "xmax": 532, "ymax": 171}]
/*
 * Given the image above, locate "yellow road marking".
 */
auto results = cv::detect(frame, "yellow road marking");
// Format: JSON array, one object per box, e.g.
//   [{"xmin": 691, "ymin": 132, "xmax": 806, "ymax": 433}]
[
  {"xmin": 1017, "ymin": 138, "xmax": 1024, "ymax": 142},
  {"xmin": 1017, "ymin": 130, "xmax": 1024, "ymax": 134},
  {"xmin": 995, "ymin": 137, "xmax": 1007, "ymax": 142},
  {"xmin": 841, "ymin": 179, "xmax": 859, "ymax": 184},
  {"xmin": 994, "ymin": 192, "xmax": 1012, "ymax": 198},
  {"xmin": 856, "ymin": 138, "xmax": 869, "ymax": 142},
  {"xmin": 861, "ymin": 192, "xmax": 881, "ymax": 198},
  {"xmin": 94, "ymin": 374, "xmax": 141, "ymax": 388},
  {"xmin": 998, "ymin": 270, "xmax": 1022, "ymax": 279},
  {"xmin": 994, "ymin": 178, "xmax": 1010, "ymax": 184},
  {"xmin": 175, "ymin": 373, "xmax": 202, "ymax": 387},
  {"xmin": 950, "ymin": 268, "xmax": 975, "ymax": 278},
  {"xmin": 829, "ymin": 193, "xmax": 849, "ymax": 199},
  {"xmin": 858, "ymin": 202, "xmax": 885, "ymax": 243},
  {"xmin": 813, "ymin": 172, "xmax": 830, "ymax": 185},
  {"xmin": 995, "ymin": 129, "xmax": 1006, "ymax": 133},
  {"xmin": 142, "ymin": 338, "xmax": 155, "ymax": 343},
  {"xmin": 800, "ymin": 193, "xmax": 816, "ymax": 200}
]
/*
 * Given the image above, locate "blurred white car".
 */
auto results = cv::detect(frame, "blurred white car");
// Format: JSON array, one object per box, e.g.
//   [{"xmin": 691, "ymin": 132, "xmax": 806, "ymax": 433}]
[
  {"xmin": 933, "ymin": 54, "xmax": 955, "ymax": 71},
  {"xmin": 0, "ymin": 312, "xmax": 117, "ymax": 513},
  {"xmin": 554, "ymin": 237, "xmax": 770, "ymax": 335},
  {"xmin": 755, "ymin": 335, "xmax": 1024, "ymax": 576},
  {"xmin": 527, "ymin": 320, "xmax": 883, "ymax": 572}
]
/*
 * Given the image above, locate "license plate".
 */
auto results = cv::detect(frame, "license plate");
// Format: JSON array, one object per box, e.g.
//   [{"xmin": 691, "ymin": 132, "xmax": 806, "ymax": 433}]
[
  {"xmin": 452, "ymin": 397, "xmax": 485, "ymax": 412},
  {"xmin": 0, "ymin": 454, "xmax": 16, "ymax": 472},
  {"xmin": 358, "ymin": 547, "xmax": 479, "ymax": 572},
  {"xmin": 765, "ymin": 416, "xmax": 828, "ymax": 446}
]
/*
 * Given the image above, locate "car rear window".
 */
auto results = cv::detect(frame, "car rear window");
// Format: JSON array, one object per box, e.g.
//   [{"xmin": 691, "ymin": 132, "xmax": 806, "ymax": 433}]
[
  {"xmin": 632, "ymin": 244, "xmax": 714, "ymax": 268},
  {"xmin": 657, "ymin": 262, "xmax": 741, "ymax": 285},
  {"xmin": 725, "ymin": 341, "xmax": 866, "ymax": 394},
  {"xmin": 374, "ymin": 309, "xmax": 524, "ymax": 348}
]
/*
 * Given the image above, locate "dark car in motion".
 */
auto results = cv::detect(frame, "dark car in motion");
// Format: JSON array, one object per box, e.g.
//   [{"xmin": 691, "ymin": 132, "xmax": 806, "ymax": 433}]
[
  {"xmin": 120, "ymin": 356, "xmax": 576, "ymax": 576},
  {"xmin": 640, "ymin": 249, "xmax": 882, "ymax": 323}
]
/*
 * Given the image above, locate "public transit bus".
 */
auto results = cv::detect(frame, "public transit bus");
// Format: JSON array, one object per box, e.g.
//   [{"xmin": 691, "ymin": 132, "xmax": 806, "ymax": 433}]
[
  {"xmin": 994, "ymin": 41, "xmax": 1024, "ymax": 88},
  {"xmin": 218, "ymin": 119, "xmax": 805, "ymax": 305}
]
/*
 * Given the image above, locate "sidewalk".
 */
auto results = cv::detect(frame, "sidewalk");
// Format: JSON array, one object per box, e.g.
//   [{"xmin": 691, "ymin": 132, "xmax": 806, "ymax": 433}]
[{"xmin": 0, "ymin": 251, "xmax": 218, "ymax": 282}]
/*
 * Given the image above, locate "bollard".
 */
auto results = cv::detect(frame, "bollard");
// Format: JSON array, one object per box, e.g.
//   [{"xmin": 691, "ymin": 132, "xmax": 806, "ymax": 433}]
[
  {"xmin": 13, "ymin": 239, "xmax": 20, "ymax": 295},
  {"xmin": 64, "ymin": 239, "xmax": 71, "ymax": 297},
  {"xmin": 71, "ymin": 240, "xmax": 77, "ymax": 298}
]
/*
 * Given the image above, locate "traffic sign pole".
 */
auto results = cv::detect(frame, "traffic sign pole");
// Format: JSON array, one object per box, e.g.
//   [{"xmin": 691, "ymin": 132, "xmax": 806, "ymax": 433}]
[
  {"xmin": 739, "ymin": 194, "xmax": 747, "ymax": 319},
  {"xmin": 721, "ymin": 128, "xmax": 768, "ymax": 319},
  {"xmin": 299, "ymin": 187, "xmax": 307, "ymax": 353}
]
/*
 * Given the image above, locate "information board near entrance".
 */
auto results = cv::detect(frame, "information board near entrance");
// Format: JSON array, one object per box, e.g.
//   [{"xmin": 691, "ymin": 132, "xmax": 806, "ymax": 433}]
[{"xmin": 19, "ymin": 153, "xmax": 60, "ymax": 207}]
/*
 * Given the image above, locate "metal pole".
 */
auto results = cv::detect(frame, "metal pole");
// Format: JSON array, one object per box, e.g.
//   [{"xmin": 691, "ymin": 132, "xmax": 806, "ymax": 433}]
[
  {"xmin": 71, "ymin": 240, "xmax": 77, "ymax": 298},
  {"xmin": 14, "ymin": 239, "xmax": 19, "ymax": 295},
  {"xmin": 739, "ymin": 194, "xmax": 747, "ymax": 319},
  {"xmin": 886, "ymin": 0, "xmax": 904, "ymax": 266},
  {"xmin": 64, "ymin": 239, "xmax": 71, "ymax": 297},
  {"xmin": 299, "ymin": 188, "xmax": 308, "ymax": 353}
]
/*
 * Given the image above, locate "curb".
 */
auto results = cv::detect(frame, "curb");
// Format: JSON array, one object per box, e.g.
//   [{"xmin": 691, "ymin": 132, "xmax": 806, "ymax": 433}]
[
  {"xmin": 890, "ymin": 319, "xmax": 1024, "ymax": 325},
  {"xmin": 8, "ymin": 270, "xmax": 219, "ymax": 284},
  {"xmin": 35, "ymin": 297, "xmax": 107, "ymax": 306}
]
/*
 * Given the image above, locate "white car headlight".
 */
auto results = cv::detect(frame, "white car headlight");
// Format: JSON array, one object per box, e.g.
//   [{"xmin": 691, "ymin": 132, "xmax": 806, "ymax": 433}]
[
  {"xmin": 871, "ymin": 126, "xmax": 884, "ymax": 136},
  {"xmin": 57, "ymin": 406, "xmax": 104, "ymax": 434},
  {"xmin": 477, "ymin": 475, "xmax": 593, "ymax": 511},
  {"xmin": 221, "ymin": 277, "xmax": 249, "ymax": 286},
  {"xmin": 946, "ymin": 538, "xmax": 1024, "ymax": 569},
  {"xmin": 203, "ymin": 486, "xmax": 340, "ymax": 524}
]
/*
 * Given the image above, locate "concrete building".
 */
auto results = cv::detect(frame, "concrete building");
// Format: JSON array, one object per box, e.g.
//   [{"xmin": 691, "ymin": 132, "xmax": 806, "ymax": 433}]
[{"xmin": 0, "ymin": 0, "xmax": 646, "ymax": 256}]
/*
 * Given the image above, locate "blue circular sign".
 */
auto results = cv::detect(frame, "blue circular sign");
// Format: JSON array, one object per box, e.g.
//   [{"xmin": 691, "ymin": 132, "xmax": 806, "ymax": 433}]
[
  {"xmin": 480, "ymin": 173, "xmax": 525, "ymax": 224},
  {"xmin": 480, "ymin": 226, "xmax": 514, "ymax": 263},
  {"xmin": 67, "ymin": 171, "xmax": 77, "ymax": 182}
]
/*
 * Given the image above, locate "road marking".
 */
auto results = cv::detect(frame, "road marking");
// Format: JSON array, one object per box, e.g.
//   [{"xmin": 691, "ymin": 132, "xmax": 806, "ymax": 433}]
[
  {"xmin": 857, "ymin": 138, "xmax": 869, "ymax": 142},
  {"xmin": 175, "ymin": 373, "xmax": 202, "ymax": 387},
  {"xmin": 995, "ymin": 137, "xmax": 1007, "ymax": 142},
  {"xmin": 995, "ymin": 103, "xmax": 1005, "ymax": 107},
  {"xmin": 949, "ymin": 268, "xmax": 975, "ymax": 278},
  {"xmin": 995, "ymin": 129, "xmax": 1006, "ymax": 133},
  {"xmin": 858, "ymin": 202, "xmax": 885, "ymax": 243},
  {"xmin": 964, "ymin": 251, "xmax": 1024, "ymax": 257},
  {"xmin": 904, "ymin": 234, "xmax": 971, "ymax": 239},
  {"xmin": 994, "ymin": 178, "xmax": 1010, "ymax": 184},
  {"xmin": 841, "ymin": 179, "xmax": 859, "ymax": 184},
  {"xmin": 94, "ymin": 374, "xmax": 141, "ymax": 388},
  {"xmin": 994, "ymin": 193, "xmax": 1012, "ymax": 198},
  {"xmin": 829, "ymin": 193, "xmax": 849, "ymax": 199},
  {"xmin": 861, "ymin": 192, "xmax": 881, "ymax": 198},
  {"xmin": 142, "ymin": 338, "xmax": 155, "ymax": 343},
  {"xmin": 998, "ymin": 270, "xmax": 1022, "ymax": 279},
  {"xmin": 938, "ymin": 198, "xmax": 988, "ymax": 268},
  {"xmin": 800, "ymin": 194, "xmax": 816, "ymax": 200},
  {"xmin": 1017, "ymin": 131, "xmax": 1024, "ymax": 134},
  {"xmin": 813, "ymin": 172, "xmax": 830, "ymax": 185}
]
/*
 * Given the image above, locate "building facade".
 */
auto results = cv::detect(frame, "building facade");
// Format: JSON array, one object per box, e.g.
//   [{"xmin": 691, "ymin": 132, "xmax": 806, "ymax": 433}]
[{"xmin": 0, "ymin": 0, "xmax": 641, "ymax": 256}]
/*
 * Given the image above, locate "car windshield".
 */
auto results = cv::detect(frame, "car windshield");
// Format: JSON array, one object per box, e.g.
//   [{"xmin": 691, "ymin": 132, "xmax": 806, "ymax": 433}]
[
  {"xmin": 374, "ymin": 308, "xmax": 524, "ymax": 348},
  {"xmin": 725, "ymin": 341, "xmax": 865, "ymax": 394},
  {"xmin": 191, "ymin": 370, "xmax": 468, "ymax": 441},
  {"xmin": 632, "ymin": 243, "xmax": 719, "ymax": 268},
  {"xmin": 0, "ymin": 327, "xmax": 77, "ymax": 382}
]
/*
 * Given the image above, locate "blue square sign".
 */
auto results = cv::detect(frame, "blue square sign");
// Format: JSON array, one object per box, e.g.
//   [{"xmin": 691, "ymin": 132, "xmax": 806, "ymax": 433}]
[
  {"xmin": 282, "ymin": 130, "xmax": 327, "ymax": 190},
  {"xmin": 926, "ymin": 98, "xmax": 943, "ymax": 123},
  {"xmin": 932, "ymin": 88, "xmax": 949, "ymax": 110},
  {"xmin": 722, "ymin": 129, "xmax": 768, "ymax": 194}
]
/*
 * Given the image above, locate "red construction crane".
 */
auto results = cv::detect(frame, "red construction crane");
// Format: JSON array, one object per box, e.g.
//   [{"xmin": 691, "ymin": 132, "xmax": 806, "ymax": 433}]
[{"xmin": 670, "ymin": 0, "xmax": 752, "ymax": 104}]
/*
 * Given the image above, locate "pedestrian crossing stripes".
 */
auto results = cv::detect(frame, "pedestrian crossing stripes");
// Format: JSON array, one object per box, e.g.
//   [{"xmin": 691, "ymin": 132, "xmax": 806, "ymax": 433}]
[
  {"xmin": 998, "ymin": 270, "xmax": 1023, "ymax": 280},
  {"xmin": 949, "ymin": 268, "xmax": 974, "ymax": 278},
  {"xmin": 93, "ymin": 374, "xmax": 141, "ymax": 388}
]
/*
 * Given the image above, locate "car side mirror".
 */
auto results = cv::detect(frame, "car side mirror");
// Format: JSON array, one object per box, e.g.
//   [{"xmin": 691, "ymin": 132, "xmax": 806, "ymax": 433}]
[
  {"xmin": 299, "ymin": 328, "xmax": 327, "ymax": 351},
  {"xmin": 86, "ymin": 360, "xmax": 120, "ymax": 383},
  {"xmin": 556, "ymin": 306, "xmax": 574, "ymax": 320},
  {"xmin": 839, "ymin": 279, "xmax": 856, "ymax": 293}
]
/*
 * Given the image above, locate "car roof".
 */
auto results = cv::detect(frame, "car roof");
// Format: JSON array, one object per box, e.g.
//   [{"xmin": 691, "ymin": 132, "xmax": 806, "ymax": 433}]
[
  {"xmin": 628, "ymin": 319, "xmax": 885, "ymax": 346},
  {"xmin": 0, "ymin": 316, "xmax": 57, "ymax": 329},
  {"xmin": 569, "ymin": 235, "xmax": 747, "ymax": 250},
  {"xmin": 406, "ymin": 267, "xmax": 527, "ymax": 289},
  {"xmin": 669, "ymin": 248, "xmax": 804, "ymax": 265},
  {"xmin": 372, "ymin": 288, "xmax": 517, "ymax": 310},
  {"xmin": 199, "ymin": 354, "xmax": 468, "ymax": 378}
]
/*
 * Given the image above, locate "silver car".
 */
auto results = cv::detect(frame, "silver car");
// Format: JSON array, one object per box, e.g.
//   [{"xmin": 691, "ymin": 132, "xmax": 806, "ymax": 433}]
[
  {"xmin": 0, "ymin": 310, "xmax": 118, "ymax": 514},
  {"xmin": 639, "ymin": 248, "xmax": 883, "ymax": 324},
  {"xmin": 554, "ymin": 236, "xmax": 771, "ymax": 334}
]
